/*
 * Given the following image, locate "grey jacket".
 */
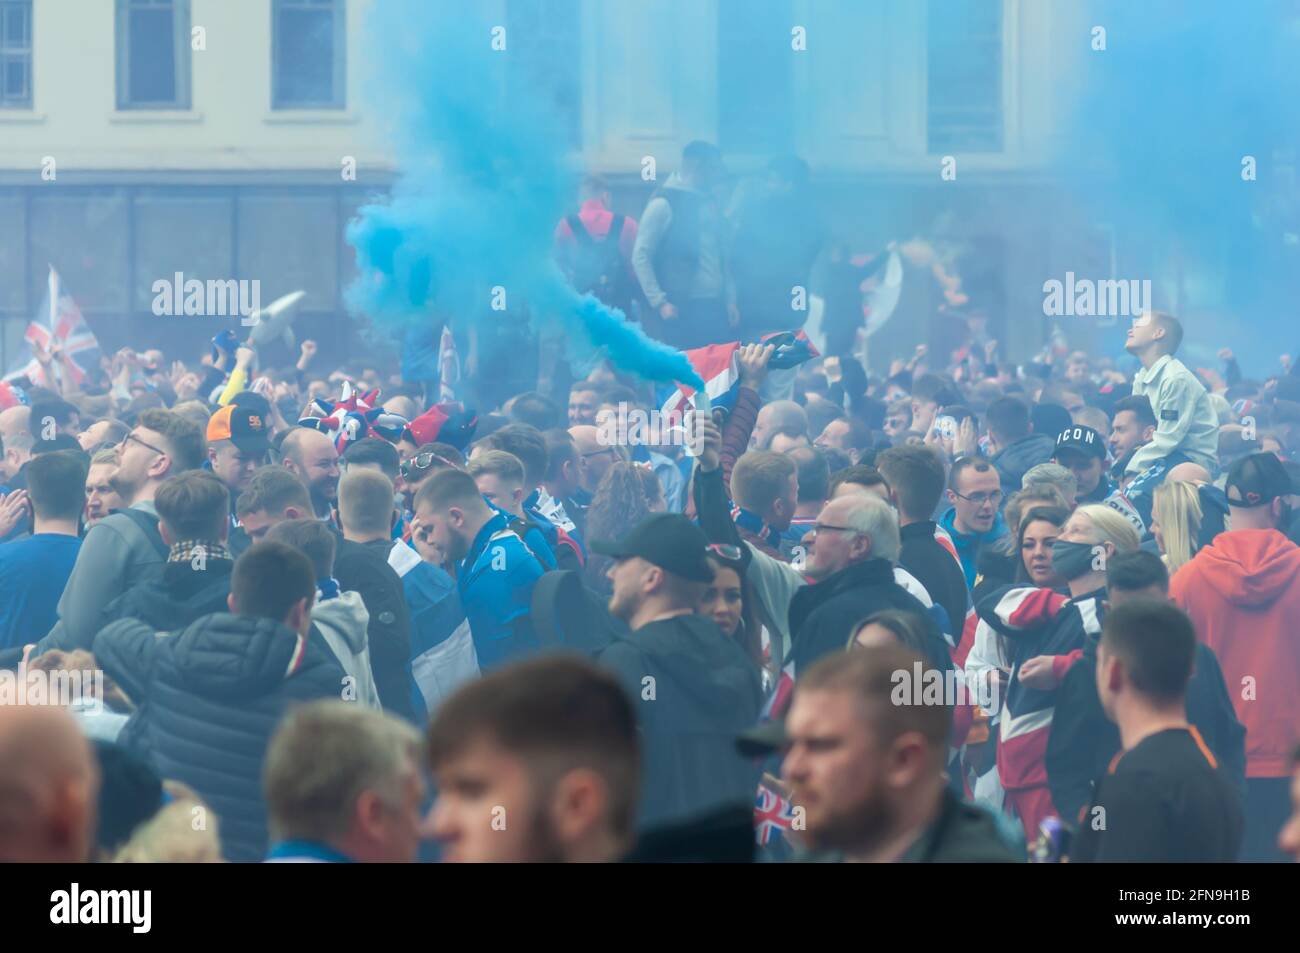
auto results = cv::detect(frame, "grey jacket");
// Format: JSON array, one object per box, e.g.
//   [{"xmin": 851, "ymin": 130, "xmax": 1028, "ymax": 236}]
[{"xmin": 42, "ymin": 501, "xmax": 165, "ymax": 653}]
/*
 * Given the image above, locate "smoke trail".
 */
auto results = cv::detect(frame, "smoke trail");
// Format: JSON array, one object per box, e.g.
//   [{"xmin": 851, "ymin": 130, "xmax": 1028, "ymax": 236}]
[{"xmin": 344, "ymin": 0, "xmax": 702, "ymax": 388}]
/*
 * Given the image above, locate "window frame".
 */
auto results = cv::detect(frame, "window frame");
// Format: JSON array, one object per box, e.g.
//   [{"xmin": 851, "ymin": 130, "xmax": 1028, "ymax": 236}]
[
  {"xmin": 271, "ymin": 0, "xmax": 347, "ymax": 111},
  {"xmin": 115, "ymin": 0, "xmax": 193, "ymax": 111}
]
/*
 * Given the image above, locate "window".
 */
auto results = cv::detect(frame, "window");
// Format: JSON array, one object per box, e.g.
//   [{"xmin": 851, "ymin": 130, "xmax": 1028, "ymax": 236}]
[
  {"xmin": 0, "ymin": 0, "xmax": 32, "ymax": 108},
  {"xmin": 717, "ymin": 0, "xmax": 794, "ymax": 153},
  {"xmin": 507, "ymin": 0, "xmax": 581, "ymax": 148},
  {"xmin": 273, "ymin": 0, "xmax": 346, "ymax": 109},
  {"xmin": 116, "ymin": 0, "xmax": 192, "ymax": 110},
  {"xmin": 926, "ymin": 0, "xmax": 1003, "ymax": 154}
]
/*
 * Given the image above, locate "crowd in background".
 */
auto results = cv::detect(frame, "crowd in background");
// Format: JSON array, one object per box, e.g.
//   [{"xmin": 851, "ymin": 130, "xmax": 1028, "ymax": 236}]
[{"xmin": 2, "ymin": 141, "xmax": 1300, "ymax": 864}]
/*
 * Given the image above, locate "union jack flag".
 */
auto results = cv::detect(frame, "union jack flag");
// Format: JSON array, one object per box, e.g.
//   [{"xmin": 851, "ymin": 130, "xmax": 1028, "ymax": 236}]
[
  {"xmin": 4, "ymin": 266, "xmax": 101, "ymax": 390},
  {"xmin": 754, "ymin": 781, "xmax": 797, "ymax": 846}
]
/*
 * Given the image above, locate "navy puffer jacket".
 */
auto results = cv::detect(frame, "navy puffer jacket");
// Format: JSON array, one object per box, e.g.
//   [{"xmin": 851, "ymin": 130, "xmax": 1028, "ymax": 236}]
[{"xmin": 94, "ymin": 612, "xmax": 345, "ymax": 862}]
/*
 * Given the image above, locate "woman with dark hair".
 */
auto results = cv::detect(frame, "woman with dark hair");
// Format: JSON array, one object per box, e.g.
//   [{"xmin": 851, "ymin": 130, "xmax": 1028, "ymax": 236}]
[
  {"xmin": 698, "ymin": 545, "xmax": 765, "ymax": 675},
  {"xmin": 583, "ymin": 462, "xmax": 665, "ymax": 596},
  {"xmin": 1015, "ymin": 504, "xmax": 1070, "ymax": 588}
]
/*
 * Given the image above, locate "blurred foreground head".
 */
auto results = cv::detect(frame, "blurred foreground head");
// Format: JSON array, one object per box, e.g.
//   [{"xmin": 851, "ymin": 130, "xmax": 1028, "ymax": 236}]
[
  {"xmin": 0, "ymin": 703, "xmax": 100, "ymax": 862},
  {"xmin": 426, "ymin": 655, "xmax": 638, "ymax": 863}
]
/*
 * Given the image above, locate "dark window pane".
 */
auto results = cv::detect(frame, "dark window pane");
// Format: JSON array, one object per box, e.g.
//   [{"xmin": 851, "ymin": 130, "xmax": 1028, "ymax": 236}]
[
  {"xmin": 128, "ymin": 7, "xmax": 176, "ymax": 103},
  {"xmin": 4, "ymin": 57, "xmax": 27, "ymax": 98},
  {"xmin": 276, "ymin": 8, "xmax": 334, "ymax": 104},
  {"xmin": 507, "ymin": 0, "xmax": 581, "ymax": 147},
  {"xmin": 927, "ymin": 0, "xmax": 1003, "ymax": 153}
]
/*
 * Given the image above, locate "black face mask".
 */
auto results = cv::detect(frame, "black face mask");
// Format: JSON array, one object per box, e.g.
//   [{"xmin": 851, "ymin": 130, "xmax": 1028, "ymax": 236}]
[{"xmin": 1051, "ymin": 539, "xmax": 1100, "ymax": 581}]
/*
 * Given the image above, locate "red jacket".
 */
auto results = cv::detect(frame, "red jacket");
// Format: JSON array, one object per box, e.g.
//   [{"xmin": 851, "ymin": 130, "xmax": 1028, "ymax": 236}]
[{"xmin": 1171, "ymin": 529, "xmax": 1300, "ymax": 778}]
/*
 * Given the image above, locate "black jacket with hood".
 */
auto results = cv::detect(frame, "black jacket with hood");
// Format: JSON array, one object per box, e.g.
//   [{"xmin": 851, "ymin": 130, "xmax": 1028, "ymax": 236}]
[
  {"xmin": 599, "ymin": 613, "xmax": 763, "ymax": 830},
  {"xmin": 94, "ymin": 611, "xmax": 345, "ymax": 862},
  {"xmin": 102, "ymin": 558, "xmax": 235, "ymax": 632}
]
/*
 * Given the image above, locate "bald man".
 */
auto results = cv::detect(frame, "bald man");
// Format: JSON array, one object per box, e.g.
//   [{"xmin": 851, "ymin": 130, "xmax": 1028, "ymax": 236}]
[
  {"xmin": 0, "ymin": 405, "xmax": 32, "ymax": 486},
  {"xmin": 0, "ymin": 703, "xmax": 100, "ymax": 862},
  {"xmin": 1166, "ymin": 461, "xmax": 1212, "ymax": 485},
  {"xmin": 750, "ymin": 400, "xmax": 808, "ymax": 451},
  {"xmin": 569, "ymin": 424, "xmax": 623, "ymax": 495},
  {"xmin": 281, "ymin": 427, "xmax": 341, "ymax": 519}
]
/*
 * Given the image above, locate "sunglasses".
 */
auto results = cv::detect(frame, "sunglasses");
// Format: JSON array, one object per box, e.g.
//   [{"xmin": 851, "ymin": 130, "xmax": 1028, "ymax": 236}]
[{"xmin": 400, "ymin": 451, "xmax": 458, "ymax": 480}]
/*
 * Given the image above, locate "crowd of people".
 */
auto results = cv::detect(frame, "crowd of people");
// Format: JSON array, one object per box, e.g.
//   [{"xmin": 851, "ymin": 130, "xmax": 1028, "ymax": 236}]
[{"xmin": 2, "ymin": 141, "xmax": 1300, "ymax": 864}]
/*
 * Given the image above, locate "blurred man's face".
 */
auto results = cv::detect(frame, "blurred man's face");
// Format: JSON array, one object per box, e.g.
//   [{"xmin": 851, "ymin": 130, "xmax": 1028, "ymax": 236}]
[
  {"xmin": 1095, "ymin": 643, "xmax": 1121, "ymax": 721},
  {"xmin": 946, "ymin": 466, "xmax": 1001, "ymax": 535},
  {"xmin": 362, "ymin": 760, "xmax": 426, "ymax": 864},
  {"xmin": 606, "ymin": 557, "xmax": 652, "ymax": 623},
  {"xmin": 568, "ymin": 389, "xmax": 599, "ymax": 427},
  {"xmin": 78, "ymin": 420, "xmax": 113, "ymax": 452},
  {"xmin": 1125, "ymin": 312, "xmax": 1161, "ymax": 355},
  {"xmin": 473, "ymin": 472, "xmax": 524, "ymax": 516},
  {"xmin": 815, "ymin": 419, "xmax": 851, "ymax": 452},
  {"xmin": 111, "ymin": 426, "xmax": 169, "ymax": 500},
  {"xmin": 286, "ymin": 432, "xmax": 340, "ymax": 503},
  {"xmin": 1109, "ymin": 410, "xmax": 1150, "ymax": 458},
  {"xmin": 430, "ymin": 737, "xmax": 560, "ymax": 863},
  {"xmin": 209, "ymin": 443, "xmax": 259, "ymax": 493},
  {"xmin": 883, "ymin": 410, "xmax": 910, "ymax": 439},
  {"xmin": 782, "ymin": 689, "xmax": 889, "ymax": 851},
  {"xmin": 807, "ymin": 497, "xmax": 869, "ymax": 578},
  {"xmin": 413, "ymin": 500, "xmax": 472, "ymax": 563},
  {"xmin": 1056, "ymin": 451, "xmax": 1104, "ymax": 496},
  {"xmin": 1065, "ymin": 359, "xmax": 1090, "ymax": 386},
  {"xmin": 1278, "ymin": 767, "xmax": 1300, "ymax": 861},
  {"xmin": 911, "ymin": 399, "xmax": 939, "ymax": 437},
  {"xmin": 84, "ymin": 464, "xmax": 123, "ymax": 526}
]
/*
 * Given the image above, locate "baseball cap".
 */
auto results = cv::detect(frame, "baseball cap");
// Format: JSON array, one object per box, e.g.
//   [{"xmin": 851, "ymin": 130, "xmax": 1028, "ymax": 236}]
[
  {"xmin": 589, "ymin": 513, "xmax": 715, "ymax": 583},
  {"xmin": 207, "ymin": 403, "xmax": 271, "ymax": 456},
  {"xmin": 1225, "ymin": 451, "xmax": 1292, "ymax": 508},
  {"xmin": 1053, "ymin": 424, "xmax": 1106, "ymax": 462},
  {"xmin": 736, "ymin": 718, "xmax": 788, "ymax": 757}
]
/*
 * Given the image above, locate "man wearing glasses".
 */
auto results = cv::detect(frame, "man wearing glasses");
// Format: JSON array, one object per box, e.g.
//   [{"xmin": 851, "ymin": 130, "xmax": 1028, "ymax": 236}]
[
  {"xmin": 569, "ymin": 425, "xmax": 625, "ymax": 497},
  {"xmin": 939, "ymin": 457, "xmax": 1008, "ymax": 589},
  {"xmin": 27, "ymin": 408, "xmax": 204, "ymax": 657}
]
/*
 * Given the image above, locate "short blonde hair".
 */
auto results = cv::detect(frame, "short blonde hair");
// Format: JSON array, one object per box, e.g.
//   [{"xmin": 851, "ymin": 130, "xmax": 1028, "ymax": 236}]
[{"xmin": 1075, "ymin": 503, "xmax": 1142, "ymax": 554}]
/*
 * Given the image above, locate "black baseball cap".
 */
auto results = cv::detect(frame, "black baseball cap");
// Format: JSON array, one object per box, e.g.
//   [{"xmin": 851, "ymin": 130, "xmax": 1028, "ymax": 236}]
[
  {"xmin": 736, "ymin": 718, "xmax": 788, "ymax": 757},
  {"xmin": 590, "ymin": 513, "xmax": 715, "ymax": 583},
  {"xmin": 1053, "ymin": 424, "xmax": 1106, "ymax": 462},
  {"xmin": 1225, "ymin": 452, "xmax": 1292, "ymax": 508}
]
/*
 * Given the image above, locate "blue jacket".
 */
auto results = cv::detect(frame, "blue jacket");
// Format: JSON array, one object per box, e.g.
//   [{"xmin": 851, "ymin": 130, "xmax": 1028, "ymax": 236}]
[
  {"xmin": 94, "ymin": 612, "xmax": 345, "ymax": 863},
  {"xmin": 939, "ymin": 507, "xmax": 1008, "ymax": 589},
  {"xmin": 457, "ymin": 513, "xmax": 546, "ymax": 671}
]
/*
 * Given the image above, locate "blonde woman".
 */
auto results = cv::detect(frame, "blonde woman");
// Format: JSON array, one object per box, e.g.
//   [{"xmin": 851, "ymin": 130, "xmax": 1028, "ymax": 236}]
[
  {"xmin": 1151, "ymin": 480, "xmax": 1203, "ymax": 572},
  {"xmin": 114, "ymin": 783, "xmax": 223, "ymax": 863}
]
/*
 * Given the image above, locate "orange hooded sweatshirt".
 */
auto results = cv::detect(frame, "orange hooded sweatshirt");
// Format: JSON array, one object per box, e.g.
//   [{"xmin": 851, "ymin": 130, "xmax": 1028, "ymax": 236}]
[{"xmin": 1170, "ymin": 529, "xmax": 1300, "ymax": 778}]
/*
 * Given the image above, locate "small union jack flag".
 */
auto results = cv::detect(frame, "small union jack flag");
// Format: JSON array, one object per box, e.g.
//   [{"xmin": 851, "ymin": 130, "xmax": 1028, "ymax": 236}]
[{"xmin": 754, "ymin": 781, "xmax": 796, "ymax": 847}]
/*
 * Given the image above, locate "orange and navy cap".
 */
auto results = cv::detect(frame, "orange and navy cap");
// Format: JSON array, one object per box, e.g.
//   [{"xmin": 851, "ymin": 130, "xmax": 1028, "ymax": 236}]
[{"xmin": 207, "ymin": 404, "xmax": 271, "ymax": 456}]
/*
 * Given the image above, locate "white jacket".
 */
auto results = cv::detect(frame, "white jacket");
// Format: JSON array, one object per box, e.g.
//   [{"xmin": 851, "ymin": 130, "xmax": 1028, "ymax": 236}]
[{"xmin": 312, "ymin": 590, "xmax": 382, "ymax": 710}]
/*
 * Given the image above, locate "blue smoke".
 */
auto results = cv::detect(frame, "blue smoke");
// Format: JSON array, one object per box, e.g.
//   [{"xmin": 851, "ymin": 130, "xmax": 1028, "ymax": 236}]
[
  {"xmin": 1057, "ymin": 1, "xmax": 1300, "ymax": 368},
  {"xmin": 343, "ymin": 1, "xmax": 702, "ymax": 388}
]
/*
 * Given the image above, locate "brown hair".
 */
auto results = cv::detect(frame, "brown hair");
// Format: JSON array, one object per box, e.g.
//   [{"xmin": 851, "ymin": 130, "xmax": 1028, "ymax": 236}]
[
  {"xmin": 236, "ymin": 467, "xmax": 312, "ymax": 519},
  {"xmin": 154, "ymin": 470, "xmax": 230, "ymax": 542},
  {"xmin": 138, "ymin": 407, "xmax": 206, "ymax": 474},
  {"xmin": 427, "ymin": 655, "xmax": 639, "ymax": 839},
  {"xmin": 730, "ymin": 450, "xmax": 796, "ymax": 513}
]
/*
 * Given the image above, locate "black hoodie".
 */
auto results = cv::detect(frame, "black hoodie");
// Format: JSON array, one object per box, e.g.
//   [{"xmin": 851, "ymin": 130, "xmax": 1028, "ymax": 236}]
[{"xmin": 599, "ymin": 613, "xmax": 763, "ymax": 830}]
